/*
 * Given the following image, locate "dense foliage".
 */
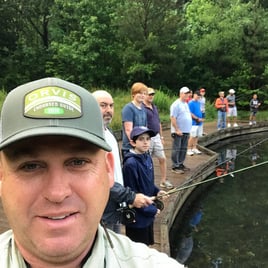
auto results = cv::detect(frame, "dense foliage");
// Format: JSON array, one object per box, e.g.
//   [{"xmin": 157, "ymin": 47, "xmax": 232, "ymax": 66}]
[{"xmin": 1, "ymin": 0, "xmax": 268, "ymax": 107}]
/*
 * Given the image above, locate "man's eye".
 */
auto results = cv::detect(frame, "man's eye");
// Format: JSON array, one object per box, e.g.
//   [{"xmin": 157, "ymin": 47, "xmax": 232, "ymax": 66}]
[
  {"xmin": 100, "ymin": 104, "xmax": 108, "ymax": 108},
  {"xmin": 20, "ymin": 163, "xmax": 40, "ymax": 171},
  {"xmin": 71, "ymin": 159, "xmax": 87, "ymax": 166}
]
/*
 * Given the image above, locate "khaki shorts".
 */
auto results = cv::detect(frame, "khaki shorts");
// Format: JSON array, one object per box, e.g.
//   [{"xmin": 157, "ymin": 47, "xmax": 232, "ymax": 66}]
[
  {"xmin": 149, "ymin": 133, "xmax": 166, "ymax": 159},
  {"xmin": 190, "ymin": 125, "xmax": 203, "ymax": 137},
  {"xmin": 227, "ymin": 107, "xmax": 237, "ymax": 117}
]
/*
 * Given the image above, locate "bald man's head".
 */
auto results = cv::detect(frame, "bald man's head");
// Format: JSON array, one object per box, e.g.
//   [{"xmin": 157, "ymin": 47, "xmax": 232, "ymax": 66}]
[{"xmin": 92, "ymin": 90, "xmax": 114, "ymax": 128}]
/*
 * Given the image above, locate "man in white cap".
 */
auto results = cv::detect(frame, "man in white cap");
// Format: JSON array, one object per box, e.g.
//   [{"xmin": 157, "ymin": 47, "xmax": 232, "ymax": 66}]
[
  {"xmin": 0, "ymin": 78, "xmax": 183, "ymax": 267},
  {"xmin": 226, "ymin": 88, "xmax": 238, "ymax": 127},
  {"xmin": 170, "ymin": 86, "xmax": 192, "ymax": 174}
]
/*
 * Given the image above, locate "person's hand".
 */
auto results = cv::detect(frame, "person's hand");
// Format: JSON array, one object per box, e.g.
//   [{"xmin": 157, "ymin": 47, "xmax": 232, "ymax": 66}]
[
  {"xmin": 157, "ymin": 190, "xmax": 169, "ymax": 200},
  {"xmin": 175, "ymin": 129, "xmax": 183, "ymax": 136},
  {"xmin": 155, "ymin": 209, "xmax": 161, "ymax": 217},
  {"xmin": 132, "ymin": 193, "xmax": 154, "ymax": 208}
]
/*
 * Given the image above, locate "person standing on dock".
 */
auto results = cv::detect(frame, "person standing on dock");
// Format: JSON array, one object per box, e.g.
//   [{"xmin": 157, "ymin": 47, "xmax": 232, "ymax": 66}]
[
  {"xmin": 122, "ymin": 126, "xmax": 167, "ymax": 246},
  {"xmin": 215, "ymin": 91, "xmax": 229, "ymax": 130},
  {"xmin": 226, "ymin": 88, "xmax": 238, "ymax": 127},
  {"xmin": 249, "ymin": 93, "xmax": 261, "ymax": 125},
  {"xmin": 187, "ymin": 90, "xmax": 204, "ymax": 156},
  {"xmin": 170, "ymin": 87, "xmax": 192, "ymax": 174},
  {"xmin": 121, "ymin": 82, "xmax": 148, "ymax": 159},
  {"xmin": 93, "ymin": 90, "xmax": 153, "ymax": 233},
  {"xmin": 143, "ymin": 87, "xmax": 173, "ymax": 189}
]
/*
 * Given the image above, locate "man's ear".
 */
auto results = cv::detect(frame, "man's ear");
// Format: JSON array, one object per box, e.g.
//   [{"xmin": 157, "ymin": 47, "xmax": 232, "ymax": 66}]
[{"xmin": 105, "ymin": 152, "xmax": 115, "ymax": 188}]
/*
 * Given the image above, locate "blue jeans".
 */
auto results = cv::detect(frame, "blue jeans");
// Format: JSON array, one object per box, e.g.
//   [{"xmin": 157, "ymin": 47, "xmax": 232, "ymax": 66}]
[
  {"xmin": 217, "ymin": 110, "xmax": 226, "ymax": 129},
  {"xmin": 171, "ymin": 133, "xmax": 189, "ymax": 168}
]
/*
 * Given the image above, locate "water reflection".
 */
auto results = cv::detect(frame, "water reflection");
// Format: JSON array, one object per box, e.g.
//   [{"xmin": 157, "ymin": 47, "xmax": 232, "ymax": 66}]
[
  {"xmin": 171, "ymin": 134, "xmax": 268, "ymax": 267},
  {"xmin": 249, "ymin": 142, "xmax": 260, "ymax": 166},
  {"xmin": 215, "ymin": 146, "xmax": 236, "ymax": 182},
  {"xmin": 176, "ymin": 205, "xmax": 203, "ymax": 264}
]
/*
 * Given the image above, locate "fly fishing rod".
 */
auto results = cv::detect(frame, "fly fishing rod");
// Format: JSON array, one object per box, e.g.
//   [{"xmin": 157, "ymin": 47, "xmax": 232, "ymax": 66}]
[{"xmin": 154, "ymin": 159, "xmax": 268, "ymax": 209}]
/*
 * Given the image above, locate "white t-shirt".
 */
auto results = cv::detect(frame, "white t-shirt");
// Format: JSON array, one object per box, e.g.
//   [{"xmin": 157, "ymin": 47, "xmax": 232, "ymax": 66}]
[
  {"xmin": 170, "ymin": 99, "xmax": 192, "ymax": 133},
  {"xmin": 104, "ymin": 128, "xmax": 124, "ymax": 185}
]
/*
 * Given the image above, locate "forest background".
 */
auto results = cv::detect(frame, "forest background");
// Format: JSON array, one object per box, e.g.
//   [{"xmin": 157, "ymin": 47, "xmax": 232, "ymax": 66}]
[{"xmin": 1, "ymin": 0, "xmax": 268, "ymax": 130}]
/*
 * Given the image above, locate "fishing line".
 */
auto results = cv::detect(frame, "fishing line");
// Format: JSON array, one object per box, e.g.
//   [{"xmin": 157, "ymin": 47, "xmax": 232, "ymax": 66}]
[
  {"xmin": 154, "ymin": 135, "xmax": 268, "ymax": 177},
  {"xmin": 157, "ymin": 160, "xmax": 268, "ymax": 199}
]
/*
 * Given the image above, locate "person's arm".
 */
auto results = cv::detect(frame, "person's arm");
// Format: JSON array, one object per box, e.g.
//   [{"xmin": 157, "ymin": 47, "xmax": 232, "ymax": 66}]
[
  {"xmin": 159, "ymin": 123, "xmax": 165, "ymax": 142},
  {"xmin": 225, "ymin": 98, "xmax": 229, "ymax": 112},
  {"xmin": 123, "ymin": 121, "xmax": 133, "ymax": 142},
  {"xmin": 110, "ymin": 182, "xmax": 153, "ymax": 208},
  {"xmin": 110, "ymin": 182, "xmax": 135, "ymax": 204},
  {"xmin": 214, "ymin": 98, "xmax": 221, "ymax": 109},
  {"xmin": 171, "ymin": 116, "xmax": 183, "ymax": 136},
  {"xmin": 249, "ymin": 99, "xmax": 254, "ymax": 109}
]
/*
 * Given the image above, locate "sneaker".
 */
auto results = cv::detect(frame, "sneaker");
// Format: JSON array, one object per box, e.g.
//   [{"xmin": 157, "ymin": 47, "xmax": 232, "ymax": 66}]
[
  {"xmin": 187, "ymin": 149, "xmax": 194, "ymax": 156},
  {"xmin": 233, "ymin": 123, "xmax": 238, "ymax": 127},
  {"xmin": 249, "ymin": 121, "xmax": 252, "ymax": 125},
  {"xmin": 160, "ymin": 180, "xmax": 174, "ymax": 189},
  {"xmin": 227, "ymin": 123, "xmax": 231, "ymax": 127},
  {"xmin": 179, "ymin": 164, "xmax": 190, "ymax": 171},
  {"xmin": 192, "ymin": 148, "xmax": 202, "ymax": 154},
  {"xmin": 172, "ymin": 167, "xmax": 184, "ymax": 174},
  {"xmin": 253, "ymin": 121, "xmax": 257, "ymax": 125}
]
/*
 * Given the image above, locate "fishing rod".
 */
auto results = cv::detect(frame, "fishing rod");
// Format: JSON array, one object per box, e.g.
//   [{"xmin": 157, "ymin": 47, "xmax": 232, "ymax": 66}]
[
  {"xmin": 154, "ymin": 160, "xmax": 268, "ymax": 208},
  {"xmin": 130, "ymin": 137, "xmax": 268, "ymax": 212},
  {"xmin": 121, "ymin": 159, "xmax": 268, "ymax": 219},
  {"xmin": 152, "ymin": 136, "xmax": 268, "ymax": 210}
]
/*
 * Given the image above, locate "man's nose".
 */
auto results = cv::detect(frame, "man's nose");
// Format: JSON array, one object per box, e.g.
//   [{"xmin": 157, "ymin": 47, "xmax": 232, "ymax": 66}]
[{"xmin": 43, "ymin": 169, "xmax": 72, "ymax": 203}]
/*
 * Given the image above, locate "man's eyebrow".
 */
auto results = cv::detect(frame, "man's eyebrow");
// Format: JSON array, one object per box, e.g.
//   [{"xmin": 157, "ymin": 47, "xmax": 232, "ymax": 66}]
[
  {"xmin": 100, "ymin": 101, "xmax": 114, "ymax": 105},
  {"xmin": 3, "ymin": 143, "xmax": 99, "ymax": 160},
  {"xmin": 3, "ymin": 147, "xmax": 38, "ymax": 160}
]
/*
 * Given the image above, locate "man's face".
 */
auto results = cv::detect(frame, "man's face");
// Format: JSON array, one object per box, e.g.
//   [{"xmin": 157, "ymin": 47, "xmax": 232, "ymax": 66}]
[
  {"xmin": 180, "ymin": 91, "xmax": 190, "ymax": 101},
  {"xmin": 145, "ymin": 92, "xmax": 155, "ymax": 103},
  {"xmin": 98, "ymin": 96, "xmax": 114, "ymax": 127},
  {"xmin": 0, "ymin": 136, "xmax": 114, "ymax": 266}
]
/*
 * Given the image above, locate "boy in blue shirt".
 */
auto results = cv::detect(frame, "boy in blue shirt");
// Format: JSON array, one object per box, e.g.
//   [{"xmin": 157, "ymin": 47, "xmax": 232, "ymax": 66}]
[{"xmin": 122, "ymin": 126, "xmax": 167, "ymax": 245}]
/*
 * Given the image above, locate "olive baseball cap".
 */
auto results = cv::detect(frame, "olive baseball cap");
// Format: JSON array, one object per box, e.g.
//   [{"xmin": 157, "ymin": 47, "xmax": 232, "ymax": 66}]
[{"xmin": 0, "ymin": 77, "xmax": 111, "ymax": 151}]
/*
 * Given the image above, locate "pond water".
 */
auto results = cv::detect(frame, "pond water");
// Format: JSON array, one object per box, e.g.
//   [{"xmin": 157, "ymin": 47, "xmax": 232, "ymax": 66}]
[{"xmin": 170, "ymin": 133, "xmax": 268, "ymax": 267}]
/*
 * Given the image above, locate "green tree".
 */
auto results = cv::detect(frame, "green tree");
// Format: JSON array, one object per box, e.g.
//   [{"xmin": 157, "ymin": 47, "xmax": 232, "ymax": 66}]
[
  {"xmin": 116, "ymin": 0, "xmax": 184, "ymax": 89},
  {"xmin": 0, "ymin": 0, "xmax": 54, "ymax": 90},
  {"xmin": 182, "ymin": 0, "xmax": 268, "ymax": 98},
  {"xmin": 48, "ymin": 0, "xmax": 122, "ymax": 88}
]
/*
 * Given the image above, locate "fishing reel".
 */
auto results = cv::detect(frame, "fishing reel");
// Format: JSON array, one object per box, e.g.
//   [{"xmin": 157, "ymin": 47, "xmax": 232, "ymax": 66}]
[
  {"xmin": 117, "ymin": 202, "xmax": 136, "ymax": 224},
  {"xmin": 154, "ymin": 198, "xmax": 164, "ymax": 211}
]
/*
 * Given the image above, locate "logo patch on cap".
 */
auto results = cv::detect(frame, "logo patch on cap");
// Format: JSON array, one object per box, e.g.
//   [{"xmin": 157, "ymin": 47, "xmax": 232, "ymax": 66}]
[{"xmin": 24, "ymin": 87, "xmax": 82, "ymax": 118}]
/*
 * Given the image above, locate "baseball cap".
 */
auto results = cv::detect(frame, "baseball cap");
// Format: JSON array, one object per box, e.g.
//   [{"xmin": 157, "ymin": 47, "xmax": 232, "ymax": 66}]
[
  {"xmin": 147, "ymin": 87, "xmax": 155, "ymax": 95},
  {"xmin": 130, "ymin": 126, "xmax": 155, "ymax": 141},
  {"xmin": 0, "ymin": 77, "xmax": 111, "ymax": 151},
  {"xmin": 229, "ymin": 89, "xmax": 235, "ymax": 94},
  {"xmin": 180, "ymin": 87, "xmax": 190, "ymax": 94}
]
